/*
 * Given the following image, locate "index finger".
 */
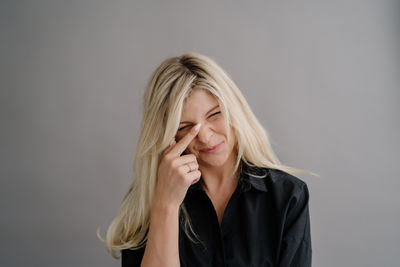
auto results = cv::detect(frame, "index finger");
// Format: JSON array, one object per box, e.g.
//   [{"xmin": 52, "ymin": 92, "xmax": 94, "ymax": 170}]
[{"xmin": 170, "ymin": 123, "xmax": 201, "ymax": 157}]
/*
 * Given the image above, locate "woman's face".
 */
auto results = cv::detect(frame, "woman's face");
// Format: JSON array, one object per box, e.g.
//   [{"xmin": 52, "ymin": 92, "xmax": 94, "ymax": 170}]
[{"xmin": 175, "ymin": 88, "xmax": 237, "ymax": 168}]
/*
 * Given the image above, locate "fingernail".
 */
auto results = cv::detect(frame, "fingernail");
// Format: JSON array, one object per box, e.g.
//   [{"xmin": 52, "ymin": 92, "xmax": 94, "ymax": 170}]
[
  {"xmin": 169, "ymin": 138, "xmax": 175, "ymax": 146},
  {"xmin": 194, "ymin": 123, "xmax": 201, "ymax": 132}
]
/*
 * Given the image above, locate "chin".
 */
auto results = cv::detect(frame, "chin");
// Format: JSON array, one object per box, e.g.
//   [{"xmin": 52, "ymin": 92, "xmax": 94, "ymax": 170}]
[{"xmin": 199, "ymin": 154, "xmax": 229, "ymax": 167}]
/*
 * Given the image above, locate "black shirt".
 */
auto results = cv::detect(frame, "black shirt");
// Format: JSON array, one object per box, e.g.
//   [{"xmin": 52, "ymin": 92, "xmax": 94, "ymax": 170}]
[{"xmin": 121, "ymin": 161, "xmax": 312, "ymax": 267}]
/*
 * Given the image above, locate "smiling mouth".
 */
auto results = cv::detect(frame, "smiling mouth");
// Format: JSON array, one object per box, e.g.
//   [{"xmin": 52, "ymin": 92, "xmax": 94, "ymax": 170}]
[{"xmin": 200, "ymin": 142, "xmax": 222, "ymax": 153}]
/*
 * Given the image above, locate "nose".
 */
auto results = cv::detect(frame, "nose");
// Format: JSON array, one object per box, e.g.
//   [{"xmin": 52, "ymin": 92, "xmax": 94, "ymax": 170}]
[{"xmin": 196, "ymin": 122, "xmax": 214, "ymax": 146}]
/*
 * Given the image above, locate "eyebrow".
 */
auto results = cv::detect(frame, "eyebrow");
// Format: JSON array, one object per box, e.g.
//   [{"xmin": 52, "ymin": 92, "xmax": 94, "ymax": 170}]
[{"xmin": 179, "ymin": 105, "xmax": 220, "ymax": 125}]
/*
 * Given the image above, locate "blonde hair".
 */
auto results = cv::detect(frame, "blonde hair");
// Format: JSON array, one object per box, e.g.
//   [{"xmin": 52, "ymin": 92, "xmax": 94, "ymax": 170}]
[{"xmin": 98, "ymin": 52, "xmax": 317, "ymax": 259}]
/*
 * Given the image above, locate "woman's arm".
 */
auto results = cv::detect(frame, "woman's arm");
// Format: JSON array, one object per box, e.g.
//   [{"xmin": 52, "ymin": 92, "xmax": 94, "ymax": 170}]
[
  {"xmin": 140, "ymin": 202, "xmax": 180, "ymax": 267},
  {"xmin": 139, "ymin": 124, "xmax": 202, "ymax": 267},
  {"xmin": 278, "ymin": 182, "xmax": 312, "ymax": 267}
]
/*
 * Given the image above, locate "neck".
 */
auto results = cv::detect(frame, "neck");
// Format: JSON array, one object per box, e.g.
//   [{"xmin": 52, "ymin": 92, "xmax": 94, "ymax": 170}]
[{"xmin": 199, "ymin": 152, "xmax": 241, "ymax": 194}]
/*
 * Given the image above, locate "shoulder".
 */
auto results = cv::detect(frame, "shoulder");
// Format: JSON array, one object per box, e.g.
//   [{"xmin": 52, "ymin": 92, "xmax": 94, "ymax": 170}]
[
  {"xmin": 263, "ymin": 167, "xmax": 310, "ymax": 209},
  {"xmin": 242, "ymin": 163, "xmax": 309, "ymax": 197},
  {"xmin": 266, "ymin": 168, "xmax": 308, "ymax": 191}
]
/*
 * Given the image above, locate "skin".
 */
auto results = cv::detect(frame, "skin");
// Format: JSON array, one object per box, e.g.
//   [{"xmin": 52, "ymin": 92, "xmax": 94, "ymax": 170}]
[
  {"xmin": 140, "ymin": 88, "xmax": 239, "ymax": 267},
  {"xmin": 141, "ymin": 124, "xmax": 201, "ymax": 267},
  {"xmin": 175, "ymin": 88, "xmax": 239, "ymax": 191},
  {"xmin": 175, "ymin": 88, "xmax": 239, "ymax": 224}
]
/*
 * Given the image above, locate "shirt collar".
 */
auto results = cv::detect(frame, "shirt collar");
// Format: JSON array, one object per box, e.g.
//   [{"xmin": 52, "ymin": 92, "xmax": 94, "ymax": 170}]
[
  {"xmin": 240, "ymin": 161, "xmax": 269, "ymax": 192},
  {"xmin": 188, "ymin": 161, "xmax": 269, "ymax": 193}
]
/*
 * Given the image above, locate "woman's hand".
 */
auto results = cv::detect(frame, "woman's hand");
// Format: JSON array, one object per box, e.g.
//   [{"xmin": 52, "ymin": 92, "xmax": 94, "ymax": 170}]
[
  {"xmin": 153, "ymin": 123, "xmax": 202, "ymax": 209},
  {"xmin": 141, "ymin": 124, "xmax": 201, "ymax": 267}
]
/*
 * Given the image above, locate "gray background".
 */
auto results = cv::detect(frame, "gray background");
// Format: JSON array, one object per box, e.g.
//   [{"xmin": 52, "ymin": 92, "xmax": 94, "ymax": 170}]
[{"xmin": 1, "ymin": 0, "xmax": 399, "ymax": 266}]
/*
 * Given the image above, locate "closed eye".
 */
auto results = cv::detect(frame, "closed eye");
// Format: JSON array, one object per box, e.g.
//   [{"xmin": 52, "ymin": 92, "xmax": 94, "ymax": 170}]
[
  {"xmin": 209, "ymin": 111, "xmax": 221, "ymax": 117},
  {"xmin": 178, "ymin": 125, "xmax": 189, "ymax": 131},
  {"xmin": 177, "ymin": 111, "xmax": 221, "ymax": 131}
]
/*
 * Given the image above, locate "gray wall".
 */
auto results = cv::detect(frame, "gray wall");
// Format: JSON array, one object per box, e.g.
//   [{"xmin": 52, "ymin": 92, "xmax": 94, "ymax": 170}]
[{"xmin": 1, "ymin": 1, "xmax": 399, "ymax": 266}]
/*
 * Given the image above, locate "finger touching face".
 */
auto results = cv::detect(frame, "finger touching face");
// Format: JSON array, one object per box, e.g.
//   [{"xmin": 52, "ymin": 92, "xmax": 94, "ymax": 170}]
[
  {"xmin": 170, "ymin": 123, "xmax": 201, "ymax": 157},
  {"xmin": 174, "ymin": 88, "xmax": 236, "ymax": 167}
]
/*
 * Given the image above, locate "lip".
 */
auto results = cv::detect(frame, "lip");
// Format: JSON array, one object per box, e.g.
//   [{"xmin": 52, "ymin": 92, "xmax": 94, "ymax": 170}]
[{"xmin": 200, "ymin": 142, "xmax": 222, "ymax": 153}]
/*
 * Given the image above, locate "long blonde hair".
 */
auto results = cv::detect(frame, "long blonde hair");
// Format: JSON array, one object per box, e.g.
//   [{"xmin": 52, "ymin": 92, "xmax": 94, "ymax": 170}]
[{"xmin": 98, "ymin": 52, "xmax": 316, "ymax": 259}]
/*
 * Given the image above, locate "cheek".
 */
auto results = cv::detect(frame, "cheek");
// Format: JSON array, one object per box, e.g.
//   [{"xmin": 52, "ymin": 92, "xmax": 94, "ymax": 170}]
[
  {"xmin": 188, "ymin": 142, "xmax": 197, "ymax": 152},
  {"xmin": 215, "ymin": 122, "xmax": 228, "ymax": 135},
  {"xmin": 217, "ymin": 116, "xmax": 229, "ymax": 129}
]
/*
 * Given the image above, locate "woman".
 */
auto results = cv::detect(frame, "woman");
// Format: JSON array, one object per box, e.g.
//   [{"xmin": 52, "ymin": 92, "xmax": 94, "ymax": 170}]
[{"xmin": 100, "ymin": 52, "xmax": 314, "ymax": 266}]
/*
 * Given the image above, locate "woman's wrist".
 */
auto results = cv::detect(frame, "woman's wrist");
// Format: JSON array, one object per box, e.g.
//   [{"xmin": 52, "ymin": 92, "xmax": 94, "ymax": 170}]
[{"xmin": 151, "ymin": 199, "xmax": 180, "ymax": 218}]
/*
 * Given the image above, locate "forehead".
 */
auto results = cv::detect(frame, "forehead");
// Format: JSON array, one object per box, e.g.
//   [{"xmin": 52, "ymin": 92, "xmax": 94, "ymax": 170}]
[{"xmin": 181, "ymin": 88, "xmax": 219, "ymax": 114}]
